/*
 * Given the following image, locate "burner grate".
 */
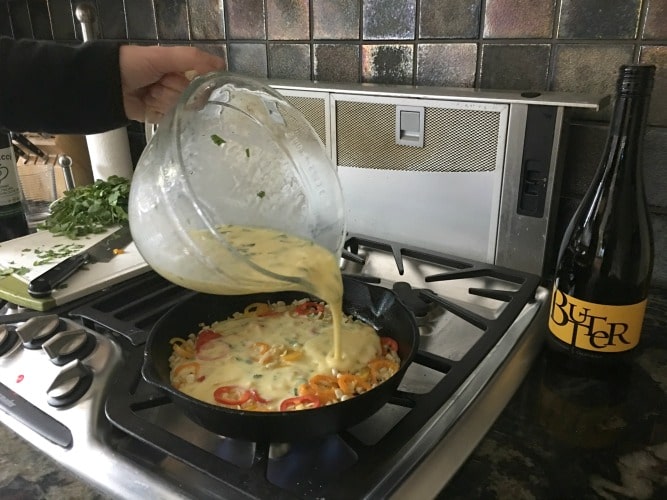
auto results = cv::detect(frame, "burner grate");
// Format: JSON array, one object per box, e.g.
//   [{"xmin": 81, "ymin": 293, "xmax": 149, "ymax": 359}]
[{"xmin": 69, "ymin": 237, "xmax": 542, "ymax": 499}]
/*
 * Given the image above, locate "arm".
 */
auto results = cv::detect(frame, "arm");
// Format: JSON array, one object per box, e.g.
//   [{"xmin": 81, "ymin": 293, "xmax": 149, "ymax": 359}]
[
  {"xmin": 0, "ymin": 37, "xmax": 126, "ymax": 134},
  {"xmin": 0, "ymin": 38, "xmax": 226, "ymax": 134}
]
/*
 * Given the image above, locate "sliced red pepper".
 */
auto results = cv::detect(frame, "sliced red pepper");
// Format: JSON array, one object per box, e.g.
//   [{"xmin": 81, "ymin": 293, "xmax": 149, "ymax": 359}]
[
  {"xmin": 280, "ymin": 394, "xmax": 321, "ymax": 411},
  {"xmin": 195, "ymin": 329, "xmax": 222, "ymax": 352},
  {"xmin": 214, "ymin": 385, "xmax": 252, "ymax": 406},
  {"xmin": 294, "ymin": 301, "xmax": 325, "ymax": 316},
  {"xmin": 380, "ymin": 336, "xmax": 399, "ymax": 353}
]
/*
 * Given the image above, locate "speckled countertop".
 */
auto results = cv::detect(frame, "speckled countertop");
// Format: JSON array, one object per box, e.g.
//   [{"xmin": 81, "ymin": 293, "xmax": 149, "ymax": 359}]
[{"xmin": 1, "ymin": 289, "xmax": 665, "ymax": 500}]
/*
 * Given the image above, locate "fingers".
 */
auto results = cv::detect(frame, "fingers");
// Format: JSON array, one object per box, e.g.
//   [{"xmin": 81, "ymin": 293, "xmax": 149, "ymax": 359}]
[
  {"xmin": 141, "ymin": 73, "xmax": 190, "ymax": 120},
  {"xmin": 151, "ymin": 46, "xmax": 226, "ymax": 79}
]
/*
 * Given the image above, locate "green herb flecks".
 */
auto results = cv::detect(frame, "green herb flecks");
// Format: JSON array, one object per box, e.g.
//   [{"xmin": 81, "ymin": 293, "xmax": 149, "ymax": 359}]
[
  {"xmin": 245, "ymin": 148, "xmax": 250, "ymax": 158},
  {"xmin": 38, "ymin": 175, "xmax": 130, "ymax": 239},
  {"xmin": 32, "ymin": 243, "xmax": 85, "ymax": 266},
  {"xmin": 0, "ymin": 266, "xmax": 30, "ymax": 277},
  {"xmin": 257, "ymin": 191, "xmax": 266, "ymax": 199},
  {"xmin": 211, "ymin": 134, "xmax": 226, "ymax": 146}
]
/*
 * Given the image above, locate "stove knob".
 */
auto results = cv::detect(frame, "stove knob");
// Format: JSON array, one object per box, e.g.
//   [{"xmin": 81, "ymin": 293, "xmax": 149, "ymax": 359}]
[
  {"xmin": 16, "ymin": 314, "xmax": 61, "ymax": 349},
  {"xmin": 46, "ymin": 359, "xmax": 93, "ymax": 408},
  {"xmin": 42, "ymin": 328, "xmax": 97, "ymax": 366},
  {"xmin": 0, "ymin": 324, "xmax": 19, "ymax": 356}
]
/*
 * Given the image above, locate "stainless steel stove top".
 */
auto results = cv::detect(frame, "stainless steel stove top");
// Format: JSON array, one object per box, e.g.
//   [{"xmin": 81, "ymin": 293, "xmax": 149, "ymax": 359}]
[{"xmin": 0, "ymin": 235, "xmax": 549, "ymax": 499}]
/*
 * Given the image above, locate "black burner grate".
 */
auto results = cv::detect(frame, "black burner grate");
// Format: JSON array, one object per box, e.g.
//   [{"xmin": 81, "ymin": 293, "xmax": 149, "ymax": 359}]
[{"xmin": 70, "ymin": 238, "xmax": 540, "ymax": 499}]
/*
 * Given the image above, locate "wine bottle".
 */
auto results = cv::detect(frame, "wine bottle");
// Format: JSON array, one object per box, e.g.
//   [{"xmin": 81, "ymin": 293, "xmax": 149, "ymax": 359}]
[
  {"xmin": 0, "ymin": 130, "xmax": 30, "ymax": 242},
  {"xmin": 547, "ymin": 65, "xmax": 655, "ymax": 362}
]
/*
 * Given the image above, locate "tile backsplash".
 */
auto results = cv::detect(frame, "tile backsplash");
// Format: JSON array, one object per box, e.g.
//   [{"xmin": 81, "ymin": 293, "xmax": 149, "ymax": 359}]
[{"xmin": 2, "ymin": 0, "xmax": 666, "ymax": 285}]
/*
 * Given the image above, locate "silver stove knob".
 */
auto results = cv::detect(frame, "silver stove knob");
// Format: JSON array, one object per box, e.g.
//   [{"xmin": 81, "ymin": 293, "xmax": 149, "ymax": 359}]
[
  {"xmin": 16, "ymin": 315, "xmax": 61, "ymax": 349},
  {"xmin": 46, "ymin": 359, "xmax": 93, "ymax": 408},
  {"xmin": 42, "ymin": 328, "xmax": 96, "ymax": 365}
]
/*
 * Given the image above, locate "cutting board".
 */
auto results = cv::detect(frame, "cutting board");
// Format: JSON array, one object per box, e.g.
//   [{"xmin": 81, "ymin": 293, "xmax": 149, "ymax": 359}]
[{"xmin": 0, "ymin": 227, "xmax": 150, "ymax": 311}]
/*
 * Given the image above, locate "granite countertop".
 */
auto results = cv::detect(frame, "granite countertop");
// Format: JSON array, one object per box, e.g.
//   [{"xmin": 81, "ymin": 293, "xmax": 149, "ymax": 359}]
[
  {"xmin": 1, "ymin": 289, "xmax": 665, "ymax": 499},
  {"xmin": 445, "ymin": 287, "xmax": 667, "ymax": 499}
]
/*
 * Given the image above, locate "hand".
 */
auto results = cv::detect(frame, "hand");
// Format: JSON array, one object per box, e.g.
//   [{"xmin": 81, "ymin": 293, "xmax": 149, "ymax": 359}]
[{"xmin": 118, "ymin": 45, "xmax": 226, "ymax": 124}]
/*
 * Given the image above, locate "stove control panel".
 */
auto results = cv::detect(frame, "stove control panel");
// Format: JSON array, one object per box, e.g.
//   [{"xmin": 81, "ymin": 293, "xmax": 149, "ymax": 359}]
[{"xmin": 0, "ymin": 315, "xmax": 122, "ymax": 448}]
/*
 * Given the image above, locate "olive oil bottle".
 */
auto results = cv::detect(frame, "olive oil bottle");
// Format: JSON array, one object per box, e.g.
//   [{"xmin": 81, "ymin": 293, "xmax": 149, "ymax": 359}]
[
  {"xmin": 547, "ymin": 65, "xmax": 655, "ymax": 362},
  {"xmin": 0, "ymin": 130, "xmax": 30, "ymax": 242}
]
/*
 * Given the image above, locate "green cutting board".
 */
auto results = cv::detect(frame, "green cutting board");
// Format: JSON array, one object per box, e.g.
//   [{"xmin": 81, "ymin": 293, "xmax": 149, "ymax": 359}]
[{"xmin": 0, "ymin": 227, "xmax": 150, "ymax": 311}]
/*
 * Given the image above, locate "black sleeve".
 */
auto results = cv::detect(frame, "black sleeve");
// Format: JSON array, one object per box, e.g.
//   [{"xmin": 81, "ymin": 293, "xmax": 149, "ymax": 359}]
[{"xmin": 0, "ymin": 37, "xmax": 129, "ymax": 134}]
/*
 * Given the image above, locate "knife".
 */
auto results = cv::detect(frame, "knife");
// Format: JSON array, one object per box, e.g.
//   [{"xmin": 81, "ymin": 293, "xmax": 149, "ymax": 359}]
[
  {"xmin": 28, "ymin": 225, "xmax": 133, "ymax": 298},
  {"xmin": 10, "ymin": 132, "xmax": 47, "ymax": 158}
]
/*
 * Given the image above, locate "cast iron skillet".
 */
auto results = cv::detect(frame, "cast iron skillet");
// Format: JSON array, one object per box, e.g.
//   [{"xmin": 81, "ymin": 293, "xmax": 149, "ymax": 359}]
[{"xmin": 142, "ymin": 275, "xmax": 419, "ymax": 442}]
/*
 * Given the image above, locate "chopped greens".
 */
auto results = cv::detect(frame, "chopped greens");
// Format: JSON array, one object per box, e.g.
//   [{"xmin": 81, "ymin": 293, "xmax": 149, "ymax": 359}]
[
  {"xmin": 245, "ymin": 148, "xmax": 250, "ymax": 157},
  {"xmin": 38, "ymin": 176, "xmax": 130, "ymax": 239},
  {"xmin": 0, "ymin": 266, "xmax": 30, "ymax": 277},
  {"xmin": 211, "ymin": 134, "xmax": 226, "ymax": 146},
  {"xmin": 257, "ymin": 191, "xmax": 266, "ymax": 199},
  {"xmin": 32, "ymin": 243, "xmax": 85, "ymax": 266}
]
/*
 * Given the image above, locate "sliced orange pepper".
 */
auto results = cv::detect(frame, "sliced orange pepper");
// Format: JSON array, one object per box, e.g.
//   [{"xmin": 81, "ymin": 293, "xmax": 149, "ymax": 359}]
[
  {"xmin": 253, "ymin": 342, "xmax": 270, "ymax": 354},
  {"xmin": 298, "ymin": 382, "xmax": 336, "ymax": 404},
  {"xmin": 338, "ymin": 373, "xmax": 371, "ymax": 395},
  {"xmin": 281, "ymin": 349, "xmax": 303, "ymax": 362},
  {"xmin": 173, "ymin": 361, "xmax": 200, "ymax": 378},
  {"xmin": 368, "ymin": 358, "xmax": 399, "ymax": 382}
]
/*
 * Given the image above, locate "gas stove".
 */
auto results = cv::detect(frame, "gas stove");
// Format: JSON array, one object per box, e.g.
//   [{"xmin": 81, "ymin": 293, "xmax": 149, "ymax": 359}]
[{"xmin": 0, "ymin": 234, "xmax": 549, "ymax": 499}]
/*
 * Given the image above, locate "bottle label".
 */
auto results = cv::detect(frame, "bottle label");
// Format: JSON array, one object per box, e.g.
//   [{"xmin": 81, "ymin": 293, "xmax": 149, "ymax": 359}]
[
  {"xmin": 0, "ymin": 145, "xmax": 22, "ymax": 207},
  {"xmin": 548, "ymin": 287, "xmax": 647, "ymax": 353}
]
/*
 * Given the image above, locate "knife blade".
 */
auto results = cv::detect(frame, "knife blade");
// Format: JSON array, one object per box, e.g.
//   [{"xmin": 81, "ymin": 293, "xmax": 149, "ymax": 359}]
[{"xmin": 28, "ymin": 225, "xmax": 133, "ymax": 298}]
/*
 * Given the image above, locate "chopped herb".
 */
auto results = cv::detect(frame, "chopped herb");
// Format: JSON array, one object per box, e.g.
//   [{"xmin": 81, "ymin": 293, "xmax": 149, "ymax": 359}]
[
  {"xmin": 32, "ymin": 244, "xmax": 85, "ymax": 266},
  {"xmin": 211, "ymin": 134, "xmax": 226, "ymax": 146},
  {"xmin": 38, "ymin": 175, "xmax": 130, "ymax": 239},
  {"xmin": 257, "ymin": 191, "xmax": 266, "ymax": 199},
  {"xmin": 0, "ymin": 266, "xmax": 30, "ymax": 277},
  {"xmin": 245, "ymin": 148, "xmax": 250, "ymax": 157},
  {"xmin": 253, "ymin": 374, "xmax": 263, "ymax": 379}
]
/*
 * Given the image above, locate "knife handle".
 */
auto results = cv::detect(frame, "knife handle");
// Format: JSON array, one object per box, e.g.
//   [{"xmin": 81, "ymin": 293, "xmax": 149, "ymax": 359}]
[{"xmin": 28, "ymin": 253, "xmax": 90, "ymax": 298}]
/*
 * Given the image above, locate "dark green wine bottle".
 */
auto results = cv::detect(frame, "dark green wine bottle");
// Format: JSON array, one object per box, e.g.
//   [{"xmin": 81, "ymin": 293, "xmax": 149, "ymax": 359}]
[
  {"xmin": 0, "ymin": 130, "xmax": 30, "ymax": 242},
  {"xmin": 547, "ymin": 65, "xmax": 655, "ymax": 361}
]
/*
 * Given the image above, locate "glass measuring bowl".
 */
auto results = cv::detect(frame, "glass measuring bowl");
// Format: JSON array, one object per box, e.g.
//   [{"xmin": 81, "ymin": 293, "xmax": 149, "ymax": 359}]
[{"xmin": 128, "ymin": 72, "xmax": 346, "ymax": 295}]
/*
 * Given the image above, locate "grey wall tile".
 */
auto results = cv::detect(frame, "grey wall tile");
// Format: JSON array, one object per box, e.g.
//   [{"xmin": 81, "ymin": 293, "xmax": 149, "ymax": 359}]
[
  {"xmin": 363, "ymin": 0, "xmax": 416, "ymax": 40},
  {"xmin": 97, "ymin": 0, "xmax": 127, "ymax": 39},
  {"xmin": 420, "ymin": 0, "xmax": 481, "ymax": 39},
  {"xmin": 267, "ymin": 0, "xmax": 309, "ymax": 40},
  {"xmin": 8, "ymin": 0, "xmax": 32, "ymax": 39},
  {"xmin": 552, "ymin": 44, "xmax": 634, "ymax": 120},
  {"xmin": 228, "ymin": 43, "xmax": 268, "ymax": 78},
  {"xmin": 649, "ymin": 214, "xmax": 667, "ymax": 287},
  {"xmin": 48, "ymin": 0, "xmax": 76, "ymax": 41},
  {"xmin": 416, "ymin": 43, "xmax": 477, "ymax": 86},
  {"xmin": 226, "ymin": 0, "xmax": 266, "ymax": 40},
  {"xmin": 189, "ymin": 0, "xmax": 225, "ymax": 40},
  {"xmin": 194, "ymin": 42, "xmax": 228, "ymax": 63},
  {"xmin": 558, "ymin": 0, "xmax": 641, "ymax": 39},
  {"xmin": 640, "ymin": 46, "xmax": 667, "ymax": 127},
  {"xmin": 126, "ymin": 0, "xmax": 157, "ymax": 40},
  {"xmin": 361, "ymin": 44, "xmax": 414, "ymax": 84},
  {"xmin": 269, "ymin": 43, "xmax": 311, "ymax": 79},
  {"xmin": 314, "ymin": 44, "xmax": 360, "ymax": 82},
  {"xmin": 313, "ymin": 0, "xmax": 359, "ymax": 40},
  {"xmin": 480, "ymin": 44, "xmax": 550, "ymax": 91},
  {"xmin": 28, "ymin": 0, "xmax": 52, "ymax": 40},
  {"xmin": 483, "ymin": 0, "xmax": 554, "ymax": 39},
  {"xmin": 155, "ymin": 0, "xmax": 189, "ymax": 40},
  {"xmin": 644, "ymin": 127, "xmax": 667, "ymax": 211},
  {"xmin": 643, "ymin": 0, "xmax": 667, "ymax": 39},
  {"xmin": 0, "ymin": 3, "xmax": 12, "ymax": 37}
]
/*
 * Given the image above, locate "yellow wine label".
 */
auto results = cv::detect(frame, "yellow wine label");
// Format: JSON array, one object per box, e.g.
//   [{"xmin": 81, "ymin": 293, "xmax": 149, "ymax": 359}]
[{"xmin": 548, "ymin": 287, "xmax": 647, "ymax": 353}]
